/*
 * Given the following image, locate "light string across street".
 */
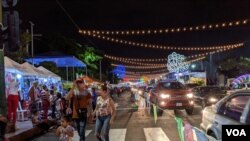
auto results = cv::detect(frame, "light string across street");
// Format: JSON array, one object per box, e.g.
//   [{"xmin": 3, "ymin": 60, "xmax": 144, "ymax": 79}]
[
  {"xmin": 79, "ymin": 30, "xmax": 244, "ymax": 51},
  {"xmin": 80, "ymin": 19, "xmax": 248, "ymax": 36}
]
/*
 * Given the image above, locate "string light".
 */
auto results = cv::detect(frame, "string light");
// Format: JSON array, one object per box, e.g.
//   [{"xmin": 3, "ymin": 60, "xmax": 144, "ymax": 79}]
[
  {"xmin": 80, "ymin": 19, "xmax": 249, "ymax": 36},
  {"xmin": 111, "ymin": 57, "xmax": 206, "ymax": 70},
  {"xmin": 187, "ymin": 43, "xmax": 243, "ymax": 58},
  {"xmin": 111, "ymin": 64, "xmax": 167, "ymax": 69},
  {"xmin": 126, "ymin": 69, "xmax": 168, "ymax": 74},
  {"xmin": 104, "ymin": 54, "xmax": 167, "ymax": 62},
  {"xmin": 79, "ymin": 30, "xmax": 244, "ymax": 51}
]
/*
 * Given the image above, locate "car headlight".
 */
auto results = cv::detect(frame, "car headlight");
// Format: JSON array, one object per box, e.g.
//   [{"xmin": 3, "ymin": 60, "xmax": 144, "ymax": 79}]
[
  {"xmin": 160, "ymin": 93, "xmax": 170, "ymax": 99},
  {"xmin": 209, "ymin": 97, "xmax": 218, "ymax": 103},
  {"xmin": 186, "ymin": 93, "xmax": 193, "ymax": 98}
]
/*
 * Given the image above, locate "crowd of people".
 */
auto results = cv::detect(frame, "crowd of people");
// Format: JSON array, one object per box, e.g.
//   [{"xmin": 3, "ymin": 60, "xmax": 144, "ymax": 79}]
[
  {"xmin": 0, "ymin": 76, "xmax": 118, "ymax": 141},
  {"xmin": 28, "ymin": 78, "xmax": 116, "ymax": 141}
]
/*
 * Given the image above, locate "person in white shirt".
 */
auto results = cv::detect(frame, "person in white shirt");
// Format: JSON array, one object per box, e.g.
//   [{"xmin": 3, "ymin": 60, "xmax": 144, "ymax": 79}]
[{"xmin": 7, "ymin": 78, "xmax": 20, "ymax": 127}]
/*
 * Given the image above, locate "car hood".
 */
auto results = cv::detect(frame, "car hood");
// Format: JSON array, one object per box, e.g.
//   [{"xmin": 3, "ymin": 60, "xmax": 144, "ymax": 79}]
[
  {"xmin": 159, "ymin": 89, "xmax": 192, "ymax": 95},
  {"xmin": 204, "ymin": 93, "xmax": 226, "ymax": 99}
]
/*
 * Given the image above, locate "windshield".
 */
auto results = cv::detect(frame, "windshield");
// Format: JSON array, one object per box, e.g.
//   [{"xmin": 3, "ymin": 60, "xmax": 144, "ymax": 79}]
[{"xmin": 160, "ymin": 82, "xmax": 185, "ymax": 89}]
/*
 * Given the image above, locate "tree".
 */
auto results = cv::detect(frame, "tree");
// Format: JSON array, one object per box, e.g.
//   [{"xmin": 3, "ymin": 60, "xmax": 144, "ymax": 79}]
[
  {"xmin": 6, "ymin": 32, "xmax": 31, "ymax": 63},
  {"xmin": 218, "ymin": 57, "xmax": 250, "ymax": 78},
  {"xmin": 78, "ymin": 46, "xmax": 102, "ymax": 70},
  {"xmin": 39, "ymin": 61, "xmax": 59, "ymax": 74}
]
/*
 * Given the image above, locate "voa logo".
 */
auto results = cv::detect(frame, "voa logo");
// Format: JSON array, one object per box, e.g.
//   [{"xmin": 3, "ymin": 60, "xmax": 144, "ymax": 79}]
[{"xmin": 226, "ymin": 129, "xmax": 247, "ymax": 136}]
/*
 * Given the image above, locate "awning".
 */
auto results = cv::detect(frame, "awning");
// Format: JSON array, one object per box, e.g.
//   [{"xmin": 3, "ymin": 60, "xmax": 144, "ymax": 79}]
[
  {"xmin": 21, "ymin": 62, "xmax": 47, "ymax": 77},
  {"xmin": 26, "ymin": 56, "xmax": 86, "ymax": 68},
  {"xmin": 4, "ymin": 56, "xmax": 28, "ymax": 75},
  {"xmin": 37, "ymin": 66, "xmax": 61, "ymax": 80}
]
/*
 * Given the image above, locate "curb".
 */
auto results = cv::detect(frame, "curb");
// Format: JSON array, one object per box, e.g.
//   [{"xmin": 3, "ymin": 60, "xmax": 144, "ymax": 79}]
[{"xmin": 7, "ymin": 121, "xmax": 57, "ymax": 141}]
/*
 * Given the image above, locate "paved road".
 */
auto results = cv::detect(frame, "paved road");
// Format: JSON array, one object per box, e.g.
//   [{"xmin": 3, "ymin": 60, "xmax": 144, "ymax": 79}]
[{"xmin": 32, "ymin": 91, "xmax": 203, "ymax": 141}]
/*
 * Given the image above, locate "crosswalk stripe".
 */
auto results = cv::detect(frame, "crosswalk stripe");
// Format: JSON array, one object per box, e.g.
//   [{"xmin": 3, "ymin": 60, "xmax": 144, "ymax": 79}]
[
  {"xmin": 109, "ymin": 129, "xmax": 127, "ymax": 141},
  {"xmin": 144, "ymin": 128, "xmax": 171, "ymax": 141},
  {"xmin": 72, "ymin": 130, "xmax": 92, "ymax": 141}
]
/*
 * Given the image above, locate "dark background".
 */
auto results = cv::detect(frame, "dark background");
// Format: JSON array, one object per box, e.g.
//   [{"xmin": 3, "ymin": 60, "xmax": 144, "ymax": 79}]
[{"xmin": 16, "ymin": 0, "xmax": 250, "ymax": 59}]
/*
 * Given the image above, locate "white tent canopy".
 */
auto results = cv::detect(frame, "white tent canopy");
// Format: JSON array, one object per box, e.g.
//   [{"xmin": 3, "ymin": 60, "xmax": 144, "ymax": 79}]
[
  {"xmin": 21, "ymin": 62, "xmax": 47, "ymax": 77},
  {"xmin": 4, "ymin": 56, "xmax": 28, "ymax": 75},
  {"xmin": 37, "ymin": 66, "xmax": 61, "ymax": 80}
]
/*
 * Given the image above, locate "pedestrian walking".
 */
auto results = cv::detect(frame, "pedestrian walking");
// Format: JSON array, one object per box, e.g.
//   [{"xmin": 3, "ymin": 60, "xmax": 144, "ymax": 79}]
[
  {"xmin": 29, "ymin": 81, "xmax": 41, "ymax": 115},
  {"xmin": 56, "ymin": 116, "xmax": 74, "ymax": 141},
  {"xmin": 91, "ymin": 88, "xmax": 97, "ymax": 111},
  {"xmin": 41, "ymin": 85, "xmax": 50, "ymax": 121},
  {"xmin": 50, "ymin": 90, "xmax": 57, "ymax": 119},
  {"xmin": 6, "ymin": 78, "xmax": 20, "ymax": 128},
  {"xmin": 93, "ymin": 85, "xmax": 116, "ymax": 141},
  {"xmin": 66, "ymin": 79, "xmax": 92, "ymax": 141}
]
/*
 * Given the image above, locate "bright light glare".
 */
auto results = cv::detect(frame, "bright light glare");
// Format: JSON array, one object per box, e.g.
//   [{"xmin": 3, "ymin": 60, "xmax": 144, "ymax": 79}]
[
  {"xmin": 16, "ymin": 74, "xmax": 22, "ymax": 79},
  {"xmin": 187, "ymin": 93, "xmax": 193, "ymax": 98},
  {"xmin": 209, "ymin": 97, "xmax": 218, "ymax": 103},
  {"xmin": 160, "ymin": 93, "xmax": 170, "ymax": 99}
]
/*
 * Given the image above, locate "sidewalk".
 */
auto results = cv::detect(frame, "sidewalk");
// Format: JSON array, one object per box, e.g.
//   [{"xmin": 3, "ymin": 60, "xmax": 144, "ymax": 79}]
[
  {"xmin": 5, "ymin": 121, "xmax": 33, "ymax": 139},
  {"xmin": 5, "ymin": 120, "xmax": 56, "ymax": 141}
]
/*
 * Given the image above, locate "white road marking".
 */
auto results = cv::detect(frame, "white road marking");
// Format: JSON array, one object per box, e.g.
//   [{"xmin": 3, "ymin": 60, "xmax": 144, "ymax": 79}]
[
  {"xmin": 72, "ymin": 130, "xmax": 92, "ymax": 141},
  {"xmin": 109, "ymin": 129, "xmax": 127, "ymax": 141},
  {"xmin": 144, "ymin": 128, "xmax": 171, "ymax": 141}
]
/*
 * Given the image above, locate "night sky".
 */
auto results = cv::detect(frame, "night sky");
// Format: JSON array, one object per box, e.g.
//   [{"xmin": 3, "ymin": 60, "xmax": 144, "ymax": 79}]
[{"xmin": 16, "ymin": 0, "xmax": 250, "ymax": 63}]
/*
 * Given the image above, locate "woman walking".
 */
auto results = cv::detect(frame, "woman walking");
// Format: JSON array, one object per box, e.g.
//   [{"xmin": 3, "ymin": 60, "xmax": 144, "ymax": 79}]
[{"xmin": 93, "ymin": 85, "xmax": 116, "ymax": 141}]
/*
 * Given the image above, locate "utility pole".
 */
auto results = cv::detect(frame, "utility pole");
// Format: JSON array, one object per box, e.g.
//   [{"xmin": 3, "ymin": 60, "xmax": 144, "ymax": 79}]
[
  {"xmin": 29, "ymin": 21, "xmax": 34, "ymax": 65},
  {"xmin": 0, "ymin": 0, "xmax": 7, "ymax": 138}
]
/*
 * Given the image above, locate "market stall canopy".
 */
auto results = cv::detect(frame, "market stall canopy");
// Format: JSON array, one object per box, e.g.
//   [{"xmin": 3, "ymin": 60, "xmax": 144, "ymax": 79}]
[
  {"xmin": 21, "ymin": 62, "xmax": 47, "ymax": 77},
  {"xmin": 37, "ymin": 66, "xmax": 61, "ymax": 80},
  {"xmin": 4, "ymin": 56, "xmax": 28, "ymax": 74},
  {"xmin": 25, "ymin": 56, "xmax": 86, "ymax": 68}
]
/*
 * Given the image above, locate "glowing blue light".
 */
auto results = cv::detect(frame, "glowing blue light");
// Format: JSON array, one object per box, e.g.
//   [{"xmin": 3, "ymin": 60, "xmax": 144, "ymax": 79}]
[
  {"xmin": 16, "ymin": 74, "xmax": 22, "ymax": 79},
  {"xmin": 113, "ymin": 65, "xmax": 126, "ymax": 79}
]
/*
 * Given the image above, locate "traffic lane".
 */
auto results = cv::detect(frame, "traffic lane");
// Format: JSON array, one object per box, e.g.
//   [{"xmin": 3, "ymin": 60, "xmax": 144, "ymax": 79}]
[{"xmin": 170, "ymin": 105, "xmax": 203, "ymax": 128}]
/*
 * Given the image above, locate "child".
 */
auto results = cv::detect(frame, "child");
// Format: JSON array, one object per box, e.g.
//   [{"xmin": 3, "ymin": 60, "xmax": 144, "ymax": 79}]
[
  {"xmin": 56, "ymin": 116, "xmax": 74, "ymax": 141},
  {"xmin": 32, "ymin": 110, "xmax": 41, "ymax": 127}
]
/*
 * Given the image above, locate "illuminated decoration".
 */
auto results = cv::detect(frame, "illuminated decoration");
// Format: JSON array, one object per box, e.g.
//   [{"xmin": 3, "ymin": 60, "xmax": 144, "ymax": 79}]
[
  {"xmin": 80, "ymin": 19, "xmax": 249, "ymax": 35},
  {"xmin": 112, "ymin": 65, "xmax": 126, "ymax": 79},
  {"xmin": 167, "ymin": 52, "xmax": 189, "ymax": 73},
  {"xmin": 232, "ymin": 74, "xmax": 250, "ymax": 86},
  {"xmin": 140, "ymin": 76, "xmax": 150, "ymax": 83},
  {"xmin": 79, "ymin": 30, "xmax": 244, "ymax": 51}
]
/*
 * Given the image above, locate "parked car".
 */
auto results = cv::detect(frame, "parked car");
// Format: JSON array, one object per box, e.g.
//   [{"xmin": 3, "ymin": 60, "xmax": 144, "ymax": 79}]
[
  {"xmin": 193, "ymin": 86, "xmax": 227, "ymax": 108},
  {"xmin": 149, "ymin": 81, "xmax": 194, "ymax": 116},
  {"xmin": 200, "ymin": 90, "xmax": 250, "ymax": 140}
]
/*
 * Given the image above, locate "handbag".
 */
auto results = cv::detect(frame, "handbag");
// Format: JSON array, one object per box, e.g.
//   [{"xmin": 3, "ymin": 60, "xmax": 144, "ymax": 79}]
[
  {"xmin": 66, "ymin": 99, "xmax": 72, "ymax": 115},
  {"xmin": 76, "ymin": 95, "xmax": 87, "ymax": 119}
]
